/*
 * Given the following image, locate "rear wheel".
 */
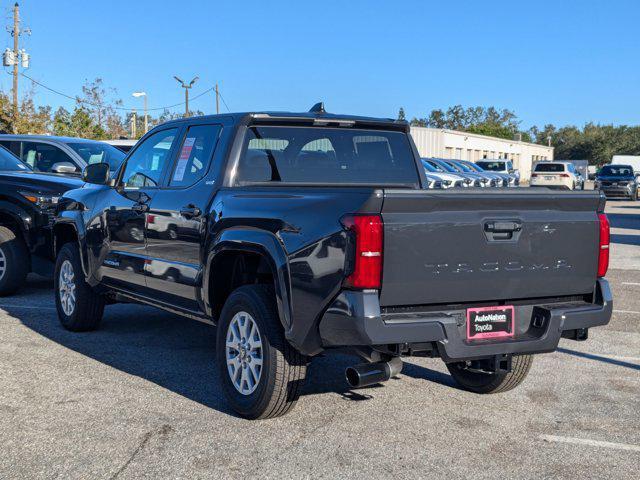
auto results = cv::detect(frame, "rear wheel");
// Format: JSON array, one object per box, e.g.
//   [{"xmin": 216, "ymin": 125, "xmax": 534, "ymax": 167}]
[
  {"xmin": 216, "ymin": 285, "xmax": 307, "ymax": 419},
  {"xmin": 54, "ymin": 243, "xmax": 104, "ymax": 331},
  {"xmin": 0, "ymin": 226, "xmax": 28, "ymax": 296},
  {"xmin": 447, "ymin": 354, "xmax": 533, "ymax": 394}
]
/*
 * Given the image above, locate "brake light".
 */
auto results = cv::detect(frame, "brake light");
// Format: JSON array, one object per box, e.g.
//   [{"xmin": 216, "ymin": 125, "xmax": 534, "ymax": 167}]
[
  {"xmin": 342, "ymin": 214, "xmax": 383, "ymax": 289},
  {"xmin": 560, "ymin": 173, "xmax": 570, "ymax": 178},
  {"xmin": 531, "ymin": 173, "xmax": 538, "ymax": 178},
  {"xmin": 598, "ymin": 213, "xmax": 610, "ymax": 277},
  {"xmin": 147, "ymin": 214, "xmax": 155, "ymax": 224}
]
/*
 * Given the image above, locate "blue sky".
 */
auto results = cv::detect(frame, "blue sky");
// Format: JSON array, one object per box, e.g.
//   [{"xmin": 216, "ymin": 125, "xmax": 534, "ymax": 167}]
[{"xmin": 2, "ymin": 0, "xmax": 638, "ymax": 129}]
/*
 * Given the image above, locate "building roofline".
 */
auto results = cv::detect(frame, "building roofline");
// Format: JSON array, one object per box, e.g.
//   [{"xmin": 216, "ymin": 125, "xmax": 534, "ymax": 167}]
[{"xmin": 409, "ymin": 126, "xmax": 554, "ymax": 150}]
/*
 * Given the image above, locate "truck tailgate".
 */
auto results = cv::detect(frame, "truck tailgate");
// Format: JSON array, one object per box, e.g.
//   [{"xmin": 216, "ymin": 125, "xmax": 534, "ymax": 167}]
[{"xmin": 379, "ymin": 190, "xmax": 603, "ymax": 307}]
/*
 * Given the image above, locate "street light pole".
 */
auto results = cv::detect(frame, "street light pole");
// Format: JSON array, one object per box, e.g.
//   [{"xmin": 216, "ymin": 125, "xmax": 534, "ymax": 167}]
[
  {"xmin": 173, "ymin": 76, "xmax": 199, "ymax": 117},
  {"xmin": 132, "ymin": 92, "xmax": 148, "ymax": 134}
]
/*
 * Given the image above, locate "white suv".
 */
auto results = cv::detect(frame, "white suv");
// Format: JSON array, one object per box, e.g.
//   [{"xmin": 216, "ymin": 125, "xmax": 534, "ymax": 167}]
[{"xmin": 530, "ymin": 162, "xmax": 584, "ymax": 190}]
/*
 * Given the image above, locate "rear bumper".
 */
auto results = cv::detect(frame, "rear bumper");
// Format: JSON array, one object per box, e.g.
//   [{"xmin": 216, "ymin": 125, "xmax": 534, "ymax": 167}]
[{"xmin": 318, "ymin": 279, "xmax": 612, "ymax": 362}]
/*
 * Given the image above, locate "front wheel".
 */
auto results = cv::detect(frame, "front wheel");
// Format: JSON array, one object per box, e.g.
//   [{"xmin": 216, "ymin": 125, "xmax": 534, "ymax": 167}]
[
  {"xmin": 216, "ymin": 285, "xmax": 307, "ymax": 419},
  {"xmin": 54, "ymin": 243, "xmax": 105, "ymax": 331},
  {"xmin": 447, "ymin": 354, "xmax": 533, "ymax": 394}
]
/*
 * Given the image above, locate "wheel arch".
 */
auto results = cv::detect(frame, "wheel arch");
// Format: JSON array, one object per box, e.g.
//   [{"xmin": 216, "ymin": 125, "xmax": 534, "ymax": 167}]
[{"xmin": 203, "ymin": 229, "xmax": 292, "ymax": 333}]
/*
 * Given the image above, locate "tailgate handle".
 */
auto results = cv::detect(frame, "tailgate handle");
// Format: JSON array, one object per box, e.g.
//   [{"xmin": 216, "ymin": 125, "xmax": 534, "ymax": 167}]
[{"xmin": 484, "ymin": 221, "xmax": 522, "ymax": 241}]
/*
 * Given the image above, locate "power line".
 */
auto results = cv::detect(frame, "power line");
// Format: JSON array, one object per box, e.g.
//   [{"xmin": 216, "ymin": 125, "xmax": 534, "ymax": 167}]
[
  {"xmin": 17, "ymin": 71, "xmax": 216, "ymax": 112},
  {"xmin": 218, "ymin": 89, "xmax": 231, "ymax": 112}
]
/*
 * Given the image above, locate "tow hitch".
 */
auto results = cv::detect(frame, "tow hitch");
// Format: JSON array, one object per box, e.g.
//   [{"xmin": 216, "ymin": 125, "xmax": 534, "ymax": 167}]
[{"xmin": 463, "ymin": 354, "xmax": 513, "ymax": 374}]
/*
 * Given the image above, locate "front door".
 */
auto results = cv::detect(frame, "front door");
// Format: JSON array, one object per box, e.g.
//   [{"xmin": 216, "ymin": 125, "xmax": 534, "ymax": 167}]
[
  {"xmin": 145, "ymin": 124, "xmax": 222, "ymax": 311},
  {"xmin": 99, "ymin": 127, "xmax": 181, "ymax": 294}
]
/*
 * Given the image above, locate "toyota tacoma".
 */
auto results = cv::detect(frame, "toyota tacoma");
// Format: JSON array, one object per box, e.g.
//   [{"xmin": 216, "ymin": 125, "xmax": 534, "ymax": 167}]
[{"xmin": 52, "ymin": 106, "xmax": 613, "ymax": 419}]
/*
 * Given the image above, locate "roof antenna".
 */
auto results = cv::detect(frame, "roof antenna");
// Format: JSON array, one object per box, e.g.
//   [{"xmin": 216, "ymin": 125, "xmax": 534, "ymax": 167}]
[{"xmin": 309, "ymin": 102, "xmax": 326, "ymax": 114}]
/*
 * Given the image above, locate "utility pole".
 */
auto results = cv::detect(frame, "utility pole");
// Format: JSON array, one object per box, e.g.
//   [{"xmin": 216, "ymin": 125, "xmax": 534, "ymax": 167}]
[
  {"xmin": 173, "ymin": 75, "xmax": 199, "ymax": 117},
  {"xmin": 12, "ymin": 3, "xmax": 18, "ymax": 130},
  {"xmin": 4, "ymin": 3, "xmax": 30, "ymax": 133},
  {"xmin": 215, "ymin": 83, "xmax": 219, "ymax": 114}
]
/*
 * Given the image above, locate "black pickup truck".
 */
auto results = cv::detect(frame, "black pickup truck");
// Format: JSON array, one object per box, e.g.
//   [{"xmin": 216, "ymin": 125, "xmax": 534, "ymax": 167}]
[
  {"xmin": 0, "ymin": 147, "xmax": 84, "ymax": 295},
  {"xmin": 52, "ymin": 107, "xmax": 613, "ymax": 419}
]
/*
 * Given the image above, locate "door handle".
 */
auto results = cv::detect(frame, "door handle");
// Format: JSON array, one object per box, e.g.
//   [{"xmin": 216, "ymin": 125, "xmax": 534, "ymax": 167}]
[
  {"xmin": 132, "ymin": 203, "xmax": 149, "ymax": 213},
  {"xmin": 180, "ymin": 205, "xmax": 201, "ymax": 219}
]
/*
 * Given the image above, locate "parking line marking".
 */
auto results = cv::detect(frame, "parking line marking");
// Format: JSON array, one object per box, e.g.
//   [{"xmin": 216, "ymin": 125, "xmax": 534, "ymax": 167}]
[
  {"xmin": 540, "ymin": 435, "xmax": 640, "ymax": 452},
  {"xmin": 621, "ymin": 282, "xmax": 640, "ymax": 286},
  {"xmin": 613, "ymin": 309, "xmax": 640, "ymax": 315}
]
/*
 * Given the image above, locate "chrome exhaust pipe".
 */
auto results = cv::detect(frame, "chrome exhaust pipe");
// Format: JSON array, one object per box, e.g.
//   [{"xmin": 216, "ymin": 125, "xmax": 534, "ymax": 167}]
[{"xmin": 345, "ymin": 357, "xmax": 403, "ymax": 388}]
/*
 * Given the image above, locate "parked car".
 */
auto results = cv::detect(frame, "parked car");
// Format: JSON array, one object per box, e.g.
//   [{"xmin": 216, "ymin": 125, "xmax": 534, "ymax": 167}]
[
  {"xmin": 421, "ymin": 159, "xmax": 464, "ymax": 188},
  {"xmin": 611, "ymin": 155, "xmax": 640, "ymax": 180},
  {"xmin": 595, "ymin": 164, "xmax": 638, "ymax": 200},
  {"xmin": 476, "ymin": 160, "xmax": 520, "ymax": 186},
  {"xmin": 0, "ymin": 135, "xmax": 126, "ymax": 176},
  {"xmin": 438, "ymin": 158, "xmax": 498, "ymax": 187},
  {"xmin": 423, "ymin": 158, "xmax": 478, "ymax": 187},
  {"xmin": 530, "ymin": 161, "xmax": 585, "ymax": 190},
  {"xmin": 0, "ymin": 146, "xmax": 84, "ymax": 295},
  {"xmin": 52, "ymin": 108, "xmax": 612, "ymax": 419},
  {"xmin": 456, "ymin": 160, "xmax": 508, "ymax": 187}
]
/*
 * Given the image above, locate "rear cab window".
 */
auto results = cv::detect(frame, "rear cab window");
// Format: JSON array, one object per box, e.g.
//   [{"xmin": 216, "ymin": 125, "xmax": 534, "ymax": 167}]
[{"xmin": 236, "ymin": 126, "xmax": 419, "ymax": 186}]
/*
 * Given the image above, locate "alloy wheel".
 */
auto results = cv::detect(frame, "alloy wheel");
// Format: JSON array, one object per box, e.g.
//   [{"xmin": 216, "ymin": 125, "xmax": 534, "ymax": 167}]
[
  {"xmin": 226, "ymin": 311, "xmax": 263, "ymax": 395},
  {"xmin": 59, "ymin": 260, "xmax": 76, "ymax": 316},
  {"xmin": 0, "ymin": 247, "xmax": 6, "ymax": 281}
]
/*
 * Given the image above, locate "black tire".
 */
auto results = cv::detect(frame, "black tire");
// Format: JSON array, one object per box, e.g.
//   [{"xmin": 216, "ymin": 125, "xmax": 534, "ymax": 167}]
[
  {"xmin": 0, "ymin": 226, "xmax": 28, "ymax": 296},
  {"xmin": 446, "ymin": 354, "xmax": 533, "ymax": 394},
  {"xmin": 216, "ymin": 285, "xmax": 307, "ymax": 419},
  {"xmin": 54, "ymin": 243, "xmax": 104, "ymax": 332}
]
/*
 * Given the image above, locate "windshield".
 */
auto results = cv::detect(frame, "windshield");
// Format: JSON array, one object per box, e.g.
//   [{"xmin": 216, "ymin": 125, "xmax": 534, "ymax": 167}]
[
  {"xmin": 431, "ymin": 160, "xmax": 458, "ymax": 173},
  {"xmin": 600, "ymin": 165, "xmax": 633, "ymax": 176},
  {"xmin": 237, "ymin": 126, "xmax": 419, "ymax": 186},
  {"xmin": 477, "ymin": 161, "xmax": 505, "ymax": 171},
  {"xmin": 67, "ymin": 142, "xmax": 126, "ymax": 171},
  {"xmin": 421, "ymin": 159, "xmax": 438, "ymax": 172},
  {"xmin": 0, "ymin": 146, "xmax": 31, "ymax": 172},
  {"xmin": 464, "ymin": 162, "xmax": 485, "ymax": 173},
  {"xmin": 451, "ymin": 161, "xmax": 473, "ymax": 172},
  {"xmin": 534, "ymin": 163, "xmax": 566, "ymax": 173}
]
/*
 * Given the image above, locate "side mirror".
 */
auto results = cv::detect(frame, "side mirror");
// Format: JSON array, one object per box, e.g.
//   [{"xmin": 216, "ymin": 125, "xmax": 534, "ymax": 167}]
[
  {"xmin": 82, "ymin": 162, "xmax": 111, "ymax": 185},
  {"xmin": 52, "ymin": 162, "xmax": 78, "ymax": 174}
]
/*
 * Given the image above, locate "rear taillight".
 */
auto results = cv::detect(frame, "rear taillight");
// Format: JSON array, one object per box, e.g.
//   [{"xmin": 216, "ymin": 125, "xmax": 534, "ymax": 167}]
[
  {"xmin": 560, "ymin": 173, "xmax": 570, "ymax": 178},
  {"xmin": 598, "ymin": 213, "xmax": 610, "ymax": 277},
  {"xmin": 342, "ymin": 214, "xmax": 383, "ymax": 289},
  {"xmin": 531, "ymin": 173, "xmax": 538, "ymax": 178}
]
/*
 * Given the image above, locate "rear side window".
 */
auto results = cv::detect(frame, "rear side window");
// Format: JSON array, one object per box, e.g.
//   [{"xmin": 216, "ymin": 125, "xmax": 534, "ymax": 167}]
[
  {"xmin": 534, "ymin": 163, "xmax": 565, "ymax": 173},
  {"xmin": 169, "ymin": 125, "xmax": 221, "ymax": 187},
  {"xmin": 236, "ymin": 126, "xmax": 418, "ymax": 185}
]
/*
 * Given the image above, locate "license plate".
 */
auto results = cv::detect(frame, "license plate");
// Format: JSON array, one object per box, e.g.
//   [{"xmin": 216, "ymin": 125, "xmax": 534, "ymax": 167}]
[
  {"xmin": 467, "ymin": 305, "xmax": 515, "ymax": 340},
  {"xmin": 544, "ymin": 176, "xmax": 553, "ymax": 180}
]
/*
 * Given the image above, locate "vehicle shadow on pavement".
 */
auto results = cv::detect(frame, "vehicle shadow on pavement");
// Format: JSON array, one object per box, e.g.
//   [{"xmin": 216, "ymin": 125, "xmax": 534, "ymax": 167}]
[
  {"xmin": 607, "ymin": 213, "xmax": 640, "ymax": 230},
  {"xmin": 11, "ymin": 299, "xmax": 406, "ymax": 415},
  {"xmin": 611, "ymin": 234, "xmax": 640, "ymax": 246}
]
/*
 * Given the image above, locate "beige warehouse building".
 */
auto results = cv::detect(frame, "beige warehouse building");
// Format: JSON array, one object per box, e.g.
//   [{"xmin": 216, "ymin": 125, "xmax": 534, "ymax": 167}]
[{"xmin": 410, "ymin": 127, "xmax": 554, "ymax": 181}]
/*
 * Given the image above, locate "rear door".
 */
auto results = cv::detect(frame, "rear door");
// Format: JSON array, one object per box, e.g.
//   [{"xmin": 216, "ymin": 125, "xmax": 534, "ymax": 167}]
[
  {"xmin": 379, "ymin": 189, "xmax": 602, "ymax": 307},
  {"xmin": 144, "ymin": 124, "xmax": 222, "ymax": 311}
]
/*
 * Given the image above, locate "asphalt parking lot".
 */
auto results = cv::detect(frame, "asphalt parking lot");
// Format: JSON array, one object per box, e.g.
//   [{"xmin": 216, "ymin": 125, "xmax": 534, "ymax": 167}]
[{"xmin": 1, "ymin": 198, "xmax": 639, "ymax": 479}]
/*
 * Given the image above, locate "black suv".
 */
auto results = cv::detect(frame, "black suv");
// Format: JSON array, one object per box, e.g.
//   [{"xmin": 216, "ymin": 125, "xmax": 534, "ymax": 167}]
[
  {"xmin": 0, "ymin": 146, "xmax": 83, "ymax": 295},
  {"xmin": 595, "ymin": 164, "xmax": 638, "ymax": 200},
  {"xmin": 53, "ymin": 109, "xmax": 612, "ymax": 419}
]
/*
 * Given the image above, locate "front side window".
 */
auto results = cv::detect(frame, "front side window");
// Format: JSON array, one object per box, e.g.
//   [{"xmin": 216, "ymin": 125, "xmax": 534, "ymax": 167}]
[
  {"xmin": 21, "ymin": 142, "xmax": 79, "ymax": 173},
  {"xmin": 169, "ymin": 125, "xmax": 221, "ymax": 187},
  {"xmin": 121, "ymin": 128, "xmax": 178, "ymax": 188},
  {"xmin": 236, "ymin": 126, "xmax": 418, "ymax": 185}
]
